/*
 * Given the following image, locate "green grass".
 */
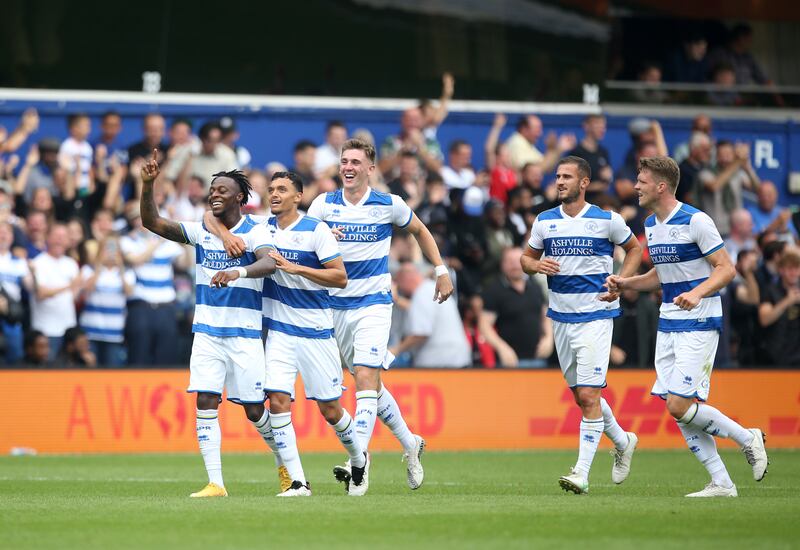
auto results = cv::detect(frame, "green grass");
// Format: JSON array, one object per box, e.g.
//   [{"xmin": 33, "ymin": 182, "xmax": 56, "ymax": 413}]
[{"xmin": 1, "ymin": 450, "xmax": 798, "ymax": 549}]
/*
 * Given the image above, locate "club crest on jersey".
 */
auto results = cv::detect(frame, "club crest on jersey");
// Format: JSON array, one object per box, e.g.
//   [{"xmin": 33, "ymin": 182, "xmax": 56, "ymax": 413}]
[
  {"xmin": 584, "ymin": 221, "xmax": 599, "ymax": 234},
  {"xmin": 669, "ymin": 228, "xmax": 680, "ymax": 239},
  {"xmin": 369, "ymin": 207, "xmax": 381, "ymax": 219},
  {"xmin": 291, "ymin": 233, "xmax": 303, "ymax": 245}
]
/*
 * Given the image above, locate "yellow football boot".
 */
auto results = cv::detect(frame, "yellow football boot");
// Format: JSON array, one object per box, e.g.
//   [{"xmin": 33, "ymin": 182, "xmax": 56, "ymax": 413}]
[{"xmin": 190, "ymin": 482, "xmax": 228, "ymax": 498}]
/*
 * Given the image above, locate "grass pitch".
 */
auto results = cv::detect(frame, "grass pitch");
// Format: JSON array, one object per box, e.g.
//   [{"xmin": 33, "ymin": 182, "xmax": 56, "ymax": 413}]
[{"xmin": 1, "ymin": 450, "xmax": 798, "ymax": 549}]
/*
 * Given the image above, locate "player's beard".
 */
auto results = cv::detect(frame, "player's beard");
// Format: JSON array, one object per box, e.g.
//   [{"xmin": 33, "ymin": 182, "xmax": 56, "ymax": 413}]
[{"xmin": 560, "ymin": 187, "xmax": 581, "ymax": 204}]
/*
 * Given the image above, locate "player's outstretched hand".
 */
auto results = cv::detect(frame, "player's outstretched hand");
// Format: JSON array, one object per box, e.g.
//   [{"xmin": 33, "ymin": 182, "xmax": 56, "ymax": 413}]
[
  {"xmin": 269, "ymin": 251, "xmax": 301, "ymax": 275},
  {"xmin": 536, "ymin": 258, "xmax": 560, "ymax": 276},
  {"xmin": 141, "ymin": 149, "xmax": 160, "ymax": 183},
  {"xmin": 673, "ymin": 291, "xmax": 700, "ymax": 311},
  {"xmin": 222, "ymin": 235, "xmax": 246, "ymax": 258},
  {"xmin": 210, "ymin": 270, "xmax": 240, "ymax": 288},
  {"xmin": 433, "ymin": 273, "xmax": 454, "ymax": 303}
]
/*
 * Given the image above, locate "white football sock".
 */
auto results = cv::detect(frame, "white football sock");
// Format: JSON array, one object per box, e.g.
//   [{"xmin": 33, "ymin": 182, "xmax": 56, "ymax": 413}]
[
  {"xmin": 600, "ymin": 397, "xmax": 629, "ymax": 450},
  {"xmin": 196, "ymin": 409, "xmax": 223, "ymax": 487},
  {"xmin": 354, "ymin": 390, "xmax": 378, "ymax": 450},
  {"xmin": 377, "ymin": 385, "xmax": 417, "ymax": 451},
  {"xmin": 676, "ymin": 421, "xmax": 734, "ymax": 488},
  {"xmin": 270, "ymin": 412, "xmax": 305, "ymax": 484},
  {"xmin": 251, "ymin": 410, "xmax": 283, "ymax": 467},
  {"xmin": 331, "ymin": 410, "xmax": 366, "ymax": 468},
  {"xmin": 575, "ymin": 417, "xmax": 604, "ymax": 479},
  {"xmin": 684, "ymin": 403, "xmax": 753, "ymax": 447}
]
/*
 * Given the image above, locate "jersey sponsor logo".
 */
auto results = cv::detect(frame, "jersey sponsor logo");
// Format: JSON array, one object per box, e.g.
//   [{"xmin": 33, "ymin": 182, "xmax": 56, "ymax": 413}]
[
  {"xmin": 332, "ymin": 223, "xmax": 382, "ymax": 242},
  {"xmin": 546, "ymin": 238, "xmax": 596, "ymax": 256},
  {"xmin": 201, "ymin": 250, "xmax": 243, "ymax": 270},
  {"xmin": 648, "ymin": 245, "xmax": 681, "ymax": 264}
]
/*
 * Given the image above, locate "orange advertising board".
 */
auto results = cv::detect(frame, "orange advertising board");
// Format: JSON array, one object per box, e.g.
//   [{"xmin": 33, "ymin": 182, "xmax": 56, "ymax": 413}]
[{"xmin": 1, "ymin": 369, "xmax": 798, "ymax": 454}]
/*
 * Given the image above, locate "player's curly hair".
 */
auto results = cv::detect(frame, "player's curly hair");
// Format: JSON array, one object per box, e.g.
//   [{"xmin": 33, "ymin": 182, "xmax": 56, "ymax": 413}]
[{"xmin": 211, "ymin": 170, "xmax": 252, "ymax": 206}]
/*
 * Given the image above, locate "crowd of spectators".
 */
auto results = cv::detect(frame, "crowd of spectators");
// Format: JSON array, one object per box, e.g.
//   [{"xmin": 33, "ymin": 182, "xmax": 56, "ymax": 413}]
[{"xmin": 0, "ymin": 77, "xmax": 797, "ymax": 369}]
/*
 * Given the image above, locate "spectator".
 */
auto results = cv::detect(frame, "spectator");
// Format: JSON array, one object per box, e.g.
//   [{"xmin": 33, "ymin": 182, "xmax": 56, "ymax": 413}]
[
  {"xmin": 79, "ymin": 237, "xmax": 135, "ymax": 366},
  {"xmin": 479, "ymin": 247, "xmax": 552, "ymax": 367},
  {"xmin": 677, "ymin": 132, "xmax": 714, "ymax": 204},
  {"xmin": 14, "ymin": 139, "xmax": 65, "ymax": 204},
  {"xmin": 0, "ymin": 108, "xmax": 39, "ymax": 154},
  {"xmin": 519, "ymin": 162, "xmax": 555, "ymax": 213},
  {"xmin": 379, "ymin": 107, "xmax": 443, "ymax": 179},
  {"xmin": 673, "ymin": 114, "xmax": 714, "ymax": 165},
  {"xmin": 170, "ymin": 175, "xmax": 208, "ymax": 222},
  {"xmin": 415, "ymin": 173, "xmax": 449, "ymax": 228},
  {"xmin": 0, "ymin": 222, "xmax": 30, "ymax": 363},
  {"xmin": 24, "ymin": 210, "xmax": 48, "ymax": 258},
  {"xmin": 127, "ymin": 113, "xmax": 168, "ymax": 166},
  {"xmin": 747, "ymin": 181, "xmax": 797, "ymax": 244},
  {"xmin": 387, "ymin": 151, "xmax": 424, "ymax": 211},
  {"xmin": 65, "ymin": 216, "xmax": 91, "ymax": 266},
  {"xmin": 758, "ymin": 247, "xmax": 800, "ymax": 366},
  {"xmin": 708, "ymin": 24, "xmax": 770, "ymax": 86},
  {"xmin": 441, "ymin": 140, "xmax": 476, "ymax": 191},
  {"xmin": 505, "ymin": 115, "xmax": 575, "ymax": 173},
  {"xmin": 700, "ymin": 140, "xmax": 760, "ymax": 236},
  {"xmin": 754, "ymin": 239, "xmax": 786, "ymax": 295},
  {"xmin": 619, "ymin": 118, "xmax": 668, "ymax": 182},
  {"xmin": 58, "ymin": 113, "xmax": 94, "ymax": 199},
  {"xmin": 23, "ymin": 330, "xmax": 50, "ymax": 366},
  {"xmin": 485, "ymin": 114, "xmax": 518, "ymax": 205},
  {"xmin": 186, "ymin": 121, "xmax": 239, "ymax": 187},
  {"xmin": 289, "ymin": 140, "xmax": 318, "ymax": 207},
  {"xmin": 219, "ymin": 117, "xmax": 252, "ymax": 169},
  {"xmin": 483, "ymin": 200, "xmax": 517, "ymax": 283},
  {"xmin": 728, "ymin": 249, "xmax": 761, "ymax": 366},
  {"xmin": 93, "ymin": 111, "xmax": 129, "ymax": 188},
  {"xmin": 724, "ymin": 209, "xmax": 757, "ymax": 263},
  {"xmin": 567, "ymin": 114, "xmax": 613, "ymax": 198},
  {"xmin": 665, "ymin": 33, "xmax": 710, "ymax": 83},
  {"xmin": 610, "ymin": 286, "xmax": 658, "ymax": 368},
  {"xmin": 390, "ymin": 262, "xmax": 470, "ymax": 368},
  {"xmin": 161, "ymin": 118, "xmax": 195, "ymax": 186},
  {"xmin": 29, "ymin": 223, "xmax": 81, "ymax": 359},
  {"xmin": 314, "ymin": 120, "xmax": 347, "ymax": 178},
  {"xmin": 707, "ymin": 63, "xmax": 742, "ymax": 107},
  {"xmin": 506, "ymin": 186, "xmax": 533, "ymax": 239},
  {"xmin": 59, "ymin": 327, "xmax": 97, "ymax": 368},
  {"xmin": 120, "ymin": 207, "xmax": 187, "ymax": 365},
  {"xmin": 631, "ymin": 62, "xmax": 669, "ymax": 104}
]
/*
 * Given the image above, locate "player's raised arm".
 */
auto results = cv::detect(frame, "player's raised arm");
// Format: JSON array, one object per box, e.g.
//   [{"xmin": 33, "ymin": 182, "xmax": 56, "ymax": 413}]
[
  {"xmin": 202, "ymin": 209, "xmax": 246, "ymax": 258},
  {"xmin": 140, "ymin": 149, "xmax": 188, "ymax": 244},
  {"xmin": 404, "ymin": 213, "xmax": 453, "ymax": 303}
]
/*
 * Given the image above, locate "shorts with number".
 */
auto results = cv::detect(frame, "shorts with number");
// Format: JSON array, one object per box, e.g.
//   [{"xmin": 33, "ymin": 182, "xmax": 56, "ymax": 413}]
[
  {"xmin": 553, "ymin": 318, "xmax": 613, "ymax": 388},
  {"xmin": 188, "ymin": 333, "xmax": 266, "ymax": 404},
  {"xmin": 264, "ymin": 331, "xmax": 343, "ymax": 401},
  {"xmin": 332, "ymin": 303, "xmax": 393, "ymax": 373},
  {"xmin": 652, "ymin": 330, "xmax": 717, "ymax": 402}
]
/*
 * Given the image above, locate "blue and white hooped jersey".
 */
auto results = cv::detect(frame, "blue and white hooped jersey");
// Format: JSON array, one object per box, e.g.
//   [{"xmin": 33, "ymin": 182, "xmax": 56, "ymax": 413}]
[
  {"xmin": 528, "ymin": 203, "xmax": 633, "ymax": 323},
  {"xmin": 79, "ymin": 266, "xmax": 135, "ymax": 343},
  {"xmin": 257, "ymin": 215, "xmax": 341, "ymax": 339},
  {"xmin": 644, "ymin": 202, "xmax": 724, "ymax": 332},
  {"xmin": 307, "ymin": 188, "xmax": 412, "ymax": 310},
  {"xmin": 0, "ymin": 252, "xmax": 29, "ymax": 302},
  {"xmin": 179, "ymin": 215, "xmax": 271, "ymax": 339},
  {"xmin": 120, "ymin": 233, "xmax": 184, "ymax": 304}
]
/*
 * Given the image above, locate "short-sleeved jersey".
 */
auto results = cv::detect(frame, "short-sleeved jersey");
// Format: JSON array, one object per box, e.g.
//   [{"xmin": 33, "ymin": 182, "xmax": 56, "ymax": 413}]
[
  {"xmin": 179, "ymin": 215, "xmax": 271, "ymax": 339},
  {"xmin": 79, "ymin": 266, "xmax": 135, "ymax": 343},
  {"xmin": 259, "ymin": 215, "xmax": 341, "ymax": 339},
  {"xmin": 120, "ymin": 233, "xmax": 184, "ymax": 304},
  {"xmin": 307, "ymin": 188, "xmax": 412, "ymax": 310},
  {"xmin": 528, "ymin": 203, "xmax": 633, "ymax": 323},
  {"xmin": 644, "ymin": 202, "xmax": 724, "ymax": 332}
]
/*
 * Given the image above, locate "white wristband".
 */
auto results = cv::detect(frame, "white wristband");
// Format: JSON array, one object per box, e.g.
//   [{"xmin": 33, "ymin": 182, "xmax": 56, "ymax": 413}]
[
  {"xmin": 434, "ymin": 265, "xmax": 448, "ymax": 278},
  {"xmin": 234, "ymin": 266, "xmax": 247, "ymax": 278}
]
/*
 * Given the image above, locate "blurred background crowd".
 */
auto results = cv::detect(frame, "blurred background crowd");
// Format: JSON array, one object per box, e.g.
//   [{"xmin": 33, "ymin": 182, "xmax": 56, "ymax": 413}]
[{"xmin": 0, "ymin": 77, "xmax": 797, "ymax": 369}]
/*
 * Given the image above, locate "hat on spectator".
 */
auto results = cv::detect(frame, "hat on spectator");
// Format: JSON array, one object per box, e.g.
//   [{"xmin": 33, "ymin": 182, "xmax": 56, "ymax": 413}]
[
  {"xmin": 38, "ymin": 137, "xmax": 61, "ymax": 153},
  {"xmin": 462, "ymin": 186, "xmax": 485, "ymax": 217},
  {"xmin": 628, "ymin": 117, "xmax": 652, "ymax": 136}
]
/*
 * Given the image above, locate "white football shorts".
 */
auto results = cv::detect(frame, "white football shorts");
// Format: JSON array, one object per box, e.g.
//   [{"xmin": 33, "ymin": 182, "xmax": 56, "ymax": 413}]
[
  {"xmin": 553, "ymin": 318, "xmax": 613, "ymax": 388},
  {"xmin": 188, "ymin": 333, "xmax": 266, "ymax": 404},
  {"xmin": 652, "ymin": 330, "xmax": 718, "ymax": 402},
  {"xmin": 264, "ymin": 331, "xmax": 343, "ymax": 401},
  {"xmin": 333, "ymin": 303, "xmax": 394, "ymax": 373}
]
